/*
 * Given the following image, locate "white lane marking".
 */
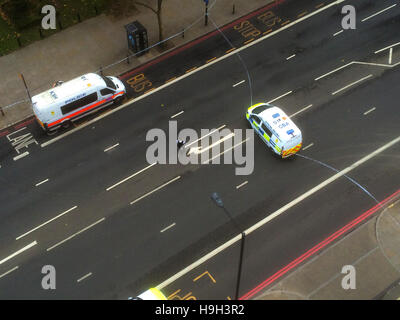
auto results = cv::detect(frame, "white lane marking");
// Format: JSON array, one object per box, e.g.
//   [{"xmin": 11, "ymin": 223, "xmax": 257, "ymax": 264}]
[
  {"xmin": 156, "ymin": 134, "xmax": 400, "ymax": 290},
  {"xmin": 184, "ymin": 125, "xmax": 226, "ymax": 149},
  {"xmin": 289, "ymin": 104, "xmax": 313, "ymax": 118},
  {"xmin": 13, "ymin": 151, "xmax": 29, "ymax": 161},
  {"xmin": 389, "ymin": 48, "xmax": 393, "ymax": 65},
  {"xmin": 267, "ymin": 91, "xmax": 293, "ymax": 104},
  {"xmin": 160, "ymin": 223, "xmax": 176, "ymax": 233},
  {"xmin": 46, "ymin": 218, "xmax": 105, "ymax": 252},
  {"xmin": 302, "ymin": 143, "xmax": 314, "ymax": 151},
  {"xmin": 77, "ymin": 272, "xmax": 92, "ymax": 283},
  {"xmin": 171, "ymin": 111, "xmax": 184, "ymax": 119},
  {"xmin": 35, "ymin": 178, "xmax": 49, "ymax": 187},
  {"xmin": 375, "ymin": 42, "xmax": 400, "ymax": 54},
  {"xmin": 8, "ymin": 127, "xmax": 27, "ymax": 136},
  {"xmin": 333, "ymin": 30, "xmax": 343, "ymax": 37},
  {"xmin": 16, "ymin": 206, "xmax": 78, "ymax": 240},
  {"xmin": 286, "ymin": 54, "xmax": 296, "ymax": 60},
  {"xmin": 315, "ymin": 62, "xmax": 353, "ymax": 80},
  {"xmin": 130, "ymin": 176, "xmax": 181, "ymax": 205},
  {"xmin": 332, "ymin": 74, "xmax": 373, "ymax": 95},
  {"xmin": 0, "ymin": 241, "xmax": 37, "ymax": 265},
  {"xmin": 104, "ymin": 143, "xmax": 119, "ymax": 152},
  {"xmin": 233, "ymin": 80, "xmax": 246, "ymax": 87},
  {"xmin": 236, "ymin": 181, "xmax": 248, "ymax": 189},
  {"xmin": 361, "ymin": 4, "xmax": 397, "ymax": 22},
  {"xmin": 41, "ymin": 0, "xmax": 347, "ymax": 148},
  {"xmin": 0, "ymin": 266, "xmax": 19, "ymax": 279},
  {"xmin": 189, "ymin": 133, "xmax": 234, "ymax": 155},
  {"xmin": 363, "ymin": 107, "xmax": 376, "ymax": 115},
  {"xmin": 106, "ymin": 162, "xmax": 157, "ymax": 191},
  {"xmin": 316, "ymin": 61, "xmax": 400, "ymax": 81},
  {"xmin": 203, "ymin": 138, "xmax": 249, "ymax": 164}
]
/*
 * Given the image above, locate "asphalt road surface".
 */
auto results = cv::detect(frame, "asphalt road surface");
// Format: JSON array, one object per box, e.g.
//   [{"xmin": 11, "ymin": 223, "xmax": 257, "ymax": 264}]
[{"xmin": 0, "ymin": 0, "xmax": 399, "ymax": 299}]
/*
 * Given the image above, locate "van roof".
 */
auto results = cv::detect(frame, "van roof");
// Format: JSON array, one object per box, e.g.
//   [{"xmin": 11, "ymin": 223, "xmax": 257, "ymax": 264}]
[
  {"xmin": 31, "ymin": 73, "xmax": 105, "ymax": 111},
  {"xmin": 258, "ymin": 105, "xmax": 302, "ymax": 141}
]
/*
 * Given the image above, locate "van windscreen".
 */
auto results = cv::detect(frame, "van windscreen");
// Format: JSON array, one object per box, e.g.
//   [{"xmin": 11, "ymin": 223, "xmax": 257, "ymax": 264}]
[{"xmin": 102, "ymin": 76, "xmax": 116, "ymax": 90}]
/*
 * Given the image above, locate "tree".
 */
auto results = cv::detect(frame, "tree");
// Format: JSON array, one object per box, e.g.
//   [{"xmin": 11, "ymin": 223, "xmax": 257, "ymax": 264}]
[{"xmin": 133, "ymin": 0, "xmax": 165, "ymax": 47}]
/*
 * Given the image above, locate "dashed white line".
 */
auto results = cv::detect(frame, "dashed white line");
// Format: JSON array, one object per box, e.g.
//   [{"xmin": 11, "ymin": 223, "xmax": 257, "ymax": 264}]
[
  {"xmin": 160, "ymin": 223, "xmax": 176, "ymax": 233},
  {"xmin": 77, "ymin": 272, "xmax": 92, "ymax": 283},
  {"xmin": 289, "ymin": 104, "xmax": 313, "ymax": 118},
  {"xmin": 130, "ymin": 176, "xmax": 181, "ymax": 205},
  {"xmin": 16, "ymin": 206, "xmax": 78, "ymax": 240},
  {"xmin": 184, "ymin": 125, "xmax": 226, "ymax": 149},
  {"xmin": 106, "ymin": 162, "xmax": 157, "ymax": 191},
  {"xmin": 236, "ymin": 181, "xmax": 248, "ymax": 189},
  {"xmin": 46, "ymin": 218, "xmax": 105, "ymax": 252},
  {"xmin": 302, "ymin": 143, "xmax": 314, "ymax": 151},
  {"xmin": 267, "ymin": 91, "xmax": 293, "ymax": 104},
  {"xmin": 40, "ymin": 1, "xmax": 348, "ymax": 149},
  {"xmin": 157, "ymin": 134, "xmax": 400, "ymax": 291},
  {"xmin": 361, "ymin": 4, "xmax": 397, "ymax": 22},
  {"xmin": 104, "ymin": 143, "xmax": 119, "ymax": 152},
  {"xmin": 333, "ymin": 30, "xmax": 343, "ymax": 37},
  {"xmin": 0, "ymin": 266, "xmax": 19, "ymax": 279},
  {"xmin": 13, "ymin": 151, "xmax": 29, "ymax": 161},
  {"xmin": 331, "ymin": 74, "xmax": 373, "ymax": 95},
  {"xmin": 203, "ymin": 138, "xmax": 249, "ymax": 164},
  {"xmin": 286, "ymin": 54, "xmax": 296, "ymax": 60},
  {"xmin": 0, "ymin": 241, "xmax": 37, "ymax": 265},
  {"xmin": 35, "ymin": 178, "xmax": 49, "ymax": 187},
  {"xmin": 189, "ymin": 133, "xmax": 234, "ymax": 155},
  {"xmin": 363, "ymin": 107, "xmax": 376, "ymax": 115},
  {"xmin": 171, "ymin": 111, "xmax": 184, "ymax": 119},
  {"xmin": 233, "ymin": 80, "xmax": 246, "ymax": 87}
]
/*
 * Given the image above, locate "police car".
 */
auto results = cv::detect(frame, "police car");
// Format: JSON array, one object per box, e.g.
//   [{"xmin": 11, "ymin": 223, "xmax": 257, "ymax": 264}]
[
  {"xmin": 32, "ymin": 73, "xmax": 126, "ymax": 134},
  {"xmin": 246, "ymin": 103, "xmax": 302, "ymax": 158}
]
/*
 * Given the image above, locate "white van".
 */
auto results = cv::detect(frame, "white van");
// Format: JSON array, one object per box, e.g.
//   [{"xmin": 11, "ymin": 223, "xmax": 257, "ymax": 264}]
[
  {"xmin": 32, "ymin": 73, "xmax": 126, "ymax": 133},
  {"xmin": 246, "ymin": 103, "xmax": 302, "ymax": 158}
]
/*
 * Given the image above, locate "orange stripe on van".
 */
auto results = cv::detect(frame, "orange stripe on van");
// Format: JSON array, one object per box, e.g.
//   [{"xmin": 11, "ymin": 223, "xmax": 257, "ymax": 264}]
[{"xmin": 48, "ymin": 91, "xmax": 124, "ymax": 127}]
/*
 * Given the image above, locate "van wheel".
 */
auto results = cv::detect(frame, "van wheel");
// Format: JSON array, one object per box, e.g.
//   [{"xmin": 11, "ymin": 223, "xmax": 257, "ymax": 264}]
[
  {"xmin": 61, "ymin": 121, "xmax": 71, "ymax": 129},
  {"xmin": 46, "ymin": 130, "xmax": 57, "ymax": 136},
  {"xmin": 114, "ymin": 96, "xmax": 123, "ymax": 106}
]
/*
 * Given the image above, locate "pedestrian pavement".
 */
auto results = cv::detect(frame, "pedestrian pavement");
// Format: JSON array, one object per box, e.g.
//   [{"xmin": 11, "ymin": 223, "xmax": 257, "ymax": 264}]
[
  {"xmin": 0, "ymin": 0, "xmax": 273, "ymax": 130},
  {"xmin": 254, "ymin": 194, "xmax": 400, "ymax": 300}
]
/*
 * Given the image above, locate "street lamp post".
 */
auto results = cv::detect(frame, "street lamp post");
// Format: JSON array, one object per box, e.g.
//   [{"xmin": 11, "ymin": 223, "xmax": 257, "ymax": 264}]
[
  {"xmin": 203, "ymin": 0, "xmax": 209, "ymax": 26},
  {"xmin": 211, "ymin": 192, "xmax": 245, "ymax": 300}
]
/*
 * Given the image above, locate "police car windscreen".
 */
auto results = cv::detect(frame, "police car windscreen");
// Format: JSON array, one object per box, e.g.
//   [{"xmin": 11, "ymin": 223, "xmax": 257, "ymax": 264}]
[
  {"xmin": 102, "ymin": 76, "xmax": 116, "ymax": 89},
  {"xmin": 252, "ymin": 105, "xmax": 272, "ymax": 115}
]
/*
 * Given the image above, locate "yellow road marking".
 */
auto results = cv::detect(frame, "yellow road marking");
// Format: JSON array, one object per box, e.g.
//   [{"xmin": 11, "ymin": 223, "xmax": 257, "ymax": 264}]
[
  {"xmin": 206, "ymin": 57, "xmax": 217, "ymax": 63},
  {"xmin": 226, "ymin": 47, "xmax": 236, "ymax": 54},
  {"xmin": 193, "ymin": 270, "xmax": 216, "ymax": 283},
  {"xmin": 186, "ymin": 67, "xmax": 198, "ymax": 73},
  {"xmin": 165, "ymin": 77, "xmax": 176, "ymax": 84},
  {"xmin": 168, "ymin": 289, "xmax": 181, "ymax": 300},
  {"xmin": 281, "ymin": 20, "xmax": 291, "ymax": 26},
  {"xmin": 298, "ymin": 11, "xmax": 308, "ymax": 18},
  {"xmin": 263, "ymin": 28, "xmax": 273, "ymax": 35},
  {"xmin": 244, "ymin": 38, "xmax": 255, "ymax": 45},
  {"xmin": 315, "ymin": 3, "xmax": 325, "ymax": 9}
]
